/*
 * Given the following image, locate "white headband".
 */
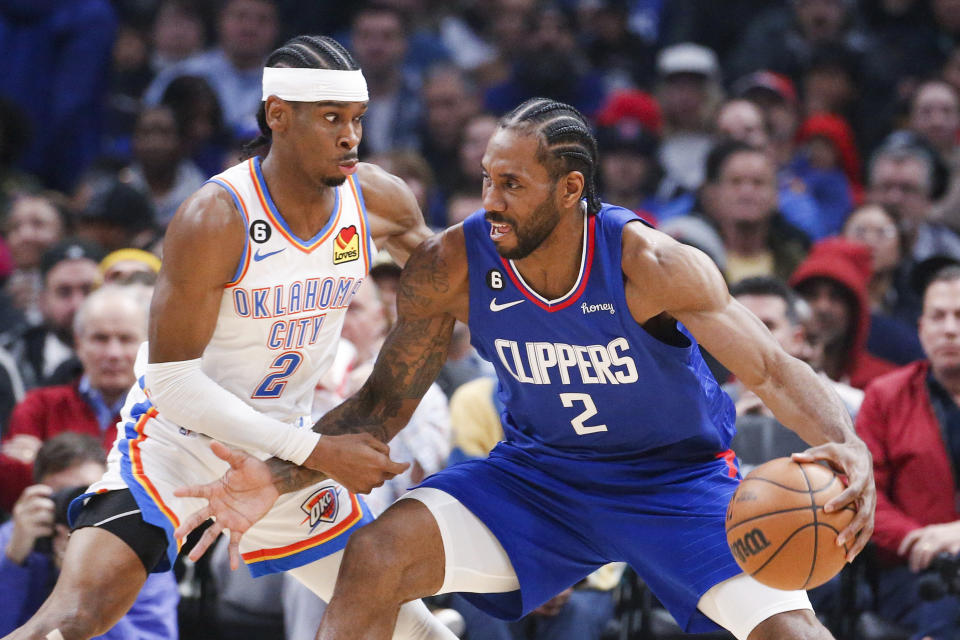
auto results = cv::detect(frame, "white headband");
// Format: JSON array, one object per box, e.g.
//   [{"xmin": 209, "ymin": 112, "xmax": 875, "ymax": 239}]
[{"xmin": 261, "ymin": 67, "xmax": 369, "ymax": 102}]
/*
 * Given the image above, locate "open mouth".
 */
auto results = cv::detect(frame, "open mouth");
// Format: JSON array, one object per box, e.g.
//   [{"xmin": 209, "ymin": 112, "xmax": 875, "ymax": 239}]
[{"xmin": 489, "ymin": 222, "xmax": 512, "ymax": 241}]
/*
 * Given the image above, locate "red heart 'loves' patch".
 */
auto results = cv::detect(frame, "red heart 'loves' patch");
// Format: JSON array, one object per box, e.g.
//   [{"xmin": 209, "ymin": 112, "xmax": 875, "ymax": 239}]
[{"xmin": 336, "ymin": 226, "xmax": 357, "ymax": 248}]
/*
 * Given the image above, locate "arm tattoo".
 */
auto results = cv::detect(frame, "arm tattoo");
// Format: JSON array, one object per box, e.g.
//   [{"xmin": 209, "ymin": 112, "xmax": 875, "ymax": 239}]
[
  {"xmin": 315, "ymin": 241, "xmax": 455, "ymax": 440},
  {"xmin": 268, "ymin": 241, "xmax": 458, "ymax": 495},
  {"xmin": 268, "ymin": 457, "xmax": 327, "ymax": 495}
]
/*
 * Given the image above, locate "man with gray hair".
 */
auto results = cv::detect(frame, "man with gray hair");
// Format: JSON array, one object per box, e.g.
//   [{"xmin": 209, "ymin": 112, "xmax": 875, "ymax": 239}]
[
  {"xmin": 0, "ymin": 285, "xmax": 147, "ymax": 513},
  {"xmin": 867, "ymin": 133, "xmax": 960, "ymax": 324}
]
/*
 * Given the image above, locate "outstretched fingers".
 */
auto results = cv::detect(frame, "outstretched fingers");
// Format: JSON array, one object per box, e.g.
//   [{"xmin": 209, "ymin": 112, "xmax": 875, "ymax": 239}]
[
  {"xmin": 173, "ymin": 502, "xmax": 212, "ymax": 540},
  {"xmin": 189, "ymin": 519, "xmax": 224, "ymax": 562},
  {"xmin": 228, "ymin": 528, "xmax": 243, "ymax": 570},
  {"xmin": 210, "ymin": 440, "xmax": 248, "ymax": 469}
]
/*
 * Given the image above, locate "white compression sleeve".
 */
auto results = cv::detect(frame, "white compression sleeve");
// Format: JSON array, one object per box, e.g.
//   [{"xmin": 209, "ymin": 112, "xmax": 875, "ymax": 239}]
[{"xmin": 144, "ymin": 358, "xmax": 320, "ymax": 465}]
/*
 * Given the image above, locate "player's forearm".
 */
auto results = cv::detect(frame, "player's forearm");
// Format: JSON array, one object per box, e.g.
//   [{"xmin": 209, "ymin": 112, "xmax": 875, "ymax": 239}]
[
  {"xmin": 752, "ymin": 353, "xmax": 859, "ymax": 447},
  {"xmin": 267, "ymin": 457, "xmax": 329, "ymax": 495},
  {"xmin": 310, "ymin": 312, "xmax": 455, "ymax": 444},
  {"xmin": 145, "ymin": 359, "xmax": 319, "ymax": 464}
]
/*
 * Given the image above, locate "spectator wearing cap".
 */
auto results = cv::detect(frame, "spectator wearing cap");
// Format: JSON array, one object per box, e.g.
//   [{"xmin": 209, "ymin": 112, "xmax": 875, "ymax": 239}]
[
  {"xmin": 714, "ymin": 98, "xmax": 826, "ymax": 241},
  {"xmin": 124, "ymin": 105, "xmax": 205, "ymax": 228},
  {"xmin": 144, "ymin": 0, "xmax": 279, "ymax": 141},
  {"xmin": 732, "ymin": 70, "xmax": 801, "ymax": 170},
  {"xmin": 593, "ymin": 91, "xmax": 668, "ymax": 223},
  {"xmin": 0, "ymin": 240, "xmax": 104, "ymax": 390},
  {"xmin": 655, "ymin": 43, "xmax": 722, "ymax": 192},
  {"xmin": 789, "ymin": 237, "xmax": 897, "ymax": 390},
  {"xmin": 854, "ymin": 265, "xmax": 960, "ymax": 640},
  {"xmin": 0, "ymin": 285, "xmax": 147, "ymax": 513},
  {"xmin": 99, "ymin": 249, "xmax": 161, "ymax": 286},
  {"xmin": 789, "ymin": 112, "xmax": 859, "ymax": 235},
  {"xmin": 74, "ymin": 178, "xmax": 158, "ymax": 253}
]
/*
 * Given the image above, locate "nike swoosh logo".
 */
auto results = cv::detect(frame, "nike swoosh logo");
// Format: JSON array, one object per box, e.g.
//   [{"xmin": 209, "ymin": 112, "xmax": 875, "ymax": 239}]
[
  {"xmin": 253, "ymin": 248, "xmax": 285, "ymax": 261},
  {"xmin": 489, "ymin": 298, "xmax": 525, "ymax": 312}
]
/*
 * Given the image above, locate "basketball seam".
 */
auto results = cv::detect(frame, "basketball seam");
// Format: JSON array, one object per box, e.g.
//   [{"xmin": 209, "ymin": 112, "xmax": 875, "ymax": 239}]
[
  {"xmin": 748, "ymin": 522, "xmax": 820, "ymax": 580},
  {"xmin": 799, "ymin": 464, "xmax": 818, "ymax": 589},
  {"xmin": 725, "ymin": 505, "xmax": 817, "ymax": 530},
  {"xmin": 739, "ymin": 475, "xmax": 837, "ymax": 493}
]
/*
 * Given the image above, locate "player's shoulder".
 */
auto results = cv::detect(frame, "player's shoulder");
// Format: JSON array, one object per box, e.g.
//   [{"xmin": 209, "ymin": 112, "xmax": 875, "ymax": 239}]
[
  {"xmin": 161, "ymin": 181, "xmax": 247, "ymax": 273},
  {"xmin": 171, "ymin": 181, "xmax": 243, "ymax": 234},
  {"xmin": 355, "ymin": 162, "xmax": 419, "ymax": 224},
  {"xmin": 620, "ymin": 215, "xmax": 726, "ymax": 311},
  {"xmin": 397, "ymin": 222, "xmax": 468, "ymax": 316}
]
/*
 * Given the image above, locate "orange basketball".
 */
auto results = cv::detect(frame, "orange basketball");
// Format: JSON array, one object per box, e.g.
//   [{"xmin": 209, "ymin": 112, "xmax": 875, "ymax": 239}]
[{"xmin": 725, "ymin": 457, "xmax": 856, "ymax": 590}]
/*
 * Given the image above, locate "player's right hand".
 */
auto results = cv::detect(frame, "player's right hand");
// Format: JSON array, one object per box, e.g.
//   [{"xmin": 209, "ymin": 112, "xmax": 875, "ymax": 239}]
[
  {"xmin": 7, "ymin": 484, "xmax": 55, "ymax": 565},
  {"xmin": 305, "ymin": 433, "xmax": 410, "ymax": 495},
  {"xmin": 174, "ymin": 441, "xmax": 279, "ymax": 570}
]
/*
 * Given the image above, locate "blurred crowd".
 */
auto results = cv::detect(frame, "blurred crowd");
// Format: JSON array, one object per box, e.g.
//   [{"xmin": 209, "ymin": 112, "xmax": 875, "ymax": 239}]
[{"xmin": 4, "ymin": 0, "xmax": 960, "ymax": 638}]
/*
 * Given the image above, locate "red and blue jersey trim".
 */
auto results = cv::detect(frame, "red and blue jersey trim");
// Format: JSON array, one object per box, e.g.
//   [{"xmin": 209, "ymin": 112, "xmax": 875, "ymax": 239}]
[{"xmin": 500, "ymin": 215, "xmax": 596, "ymax": 312}]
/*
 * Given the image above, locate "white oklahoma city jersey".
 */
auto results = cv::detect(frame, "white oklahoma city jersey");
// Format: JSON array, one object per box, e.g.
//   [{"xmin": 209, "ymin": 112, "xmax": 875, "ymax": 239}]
[
  {"xmin": 203, "ymin": 157, "xmax": 374, "ymax": 422},
  {"xmin": 83, "ymin": 157, "xmax": 378, "ymax": 578}
]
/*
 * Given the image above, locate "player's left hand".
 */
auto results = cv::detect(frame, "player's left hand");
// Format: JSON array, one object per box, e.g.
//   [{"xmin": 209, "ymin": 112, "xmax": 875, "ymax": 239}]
[
  {"xmin": 792, "ymin": 440, "xmax": 876, "ymax": 562},
  {"xmin": 173, "ymin": 441, "xmax": 279, "ymax": 570}
]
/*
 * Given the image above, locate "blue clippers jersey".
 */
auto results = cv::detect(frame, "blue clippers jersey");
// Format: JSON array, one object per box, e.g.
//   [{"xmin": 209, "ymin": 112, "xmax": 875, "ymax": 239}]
[{"xmin": 464, "ymin": 204, "xmax": 735, "ymax": 460}]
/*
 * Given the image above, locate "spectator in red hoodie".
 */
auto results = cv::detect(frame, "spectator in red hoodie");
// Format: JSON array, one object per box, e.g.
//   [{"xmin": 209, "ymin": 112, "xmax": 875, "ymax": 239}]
[
  {"xmin": 854, "ymin": 264, "xmax": 960, "ymax": 640},
  {"xmin": 0, "ymin": 284, "xmax": 147, "ymax": 512},
  {"xmin": 789, "ymin": 237, "xmax": 897, "ymax": 389},
  {"xmin": 791, "ymin": 112, "xmax": 861, "ymax": 235}
]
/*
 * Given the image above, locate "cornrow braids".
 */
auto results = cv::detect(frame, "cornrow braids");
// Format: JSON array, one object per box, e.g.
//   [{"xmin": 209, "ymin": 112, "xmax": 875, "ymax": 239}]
[
  {"xmin": 242, "ymin": 35, "xmax": 360, "ymax": 159},
  {"xmin": 499, "ymin": 98, "xmax": 602, "ymax": 215}
]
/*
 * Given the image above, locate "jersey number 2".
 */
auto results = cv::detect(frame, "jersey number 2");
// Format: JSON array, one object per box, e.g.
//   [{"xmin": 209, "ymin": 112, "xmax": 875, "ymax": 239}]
[
  {"xmin": 253, "ymin": 352, "xmax": 303, "ymax": 398},
  {"xmin": 559, "ymin": 392, "xmax": 608, "ymax": 435}
]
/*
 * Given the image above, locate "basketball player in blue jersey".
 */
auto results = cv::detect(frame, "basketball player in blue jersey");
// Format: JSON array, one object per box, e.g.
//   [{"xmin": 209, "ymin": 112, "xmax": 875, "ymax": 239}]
[
  {"xmin": 1, "ymin": 36, "xmax": 458, "ymax": 640},
  {"xmin": 174, "ymin": 98, "xmax": 877, "ymax": 640}
]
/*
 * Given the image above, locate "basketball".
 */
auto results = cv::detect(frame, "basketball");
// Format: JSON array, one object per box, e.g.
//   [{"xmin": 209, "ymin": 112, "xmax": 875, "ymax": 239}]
[{"xmin": 725, "ymin": 457, "xmax": 856, "ymax": 590}]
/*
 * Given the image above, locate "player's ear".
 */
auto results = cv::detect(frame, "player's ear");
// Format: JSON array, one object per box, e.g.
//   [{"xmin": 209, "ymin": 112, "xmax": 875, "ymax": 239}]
[
  {"xmin": 264, "ymin": 96, "xmax": 292, "ymax": 134},
  {"xmin": 558, "ymin": 171, "xmax": 585, "ymax": 208}
]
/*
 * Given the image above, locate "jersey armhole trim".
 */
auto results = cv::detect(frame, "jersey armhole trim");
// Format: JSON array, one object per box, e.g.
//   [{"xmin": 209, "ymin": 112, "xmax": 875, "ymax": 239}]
[
  {"xmin": 349, "ymin": 175, "xmax": 373, "ymax": 276},
  {"xmin": 206, "ymin": 178, "xmax": 251, "ymax": 286}
]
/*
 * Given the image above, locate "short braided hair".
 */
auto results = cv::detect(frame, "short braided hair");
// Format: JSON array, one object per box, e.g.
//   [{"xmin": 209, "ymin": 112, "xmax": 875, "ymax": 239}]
[{"xmin": 499, "ymin": 98, "xmax": 602, "ymax": 215}]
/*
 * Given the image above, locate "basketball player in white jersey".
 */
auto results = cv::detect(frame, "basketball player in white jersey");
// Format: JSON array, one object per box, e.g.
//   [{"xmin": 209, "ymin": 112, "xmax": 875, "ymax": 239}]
[{"xmin": 2, "ymin": 35, "xmax": 456, "ymax": 640}]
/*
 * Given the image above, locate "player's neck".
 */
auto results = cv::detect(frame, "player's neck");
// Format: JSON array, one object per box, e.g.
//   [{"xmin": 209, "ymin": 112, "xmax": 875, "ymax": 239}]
[
  {"xmin": 512, "ymin": 206, "xmax": 586, "ymax": 300},
  {"xmin": 260, "ymin": 153, "xmax": 339, "ymax": 235}
]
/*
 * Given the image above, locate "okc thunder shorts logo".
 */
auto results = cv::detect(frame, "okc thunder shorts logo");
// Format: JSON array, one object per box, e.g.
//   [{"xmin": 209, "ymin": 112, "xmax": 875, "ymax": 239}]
[
  {"xmin": 300, "ymin": 487, "xmax": 339, "ymax": 532},
  {"xmin": 334, "ymin": 225, "xmax": 360, "ymax": 264}
]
